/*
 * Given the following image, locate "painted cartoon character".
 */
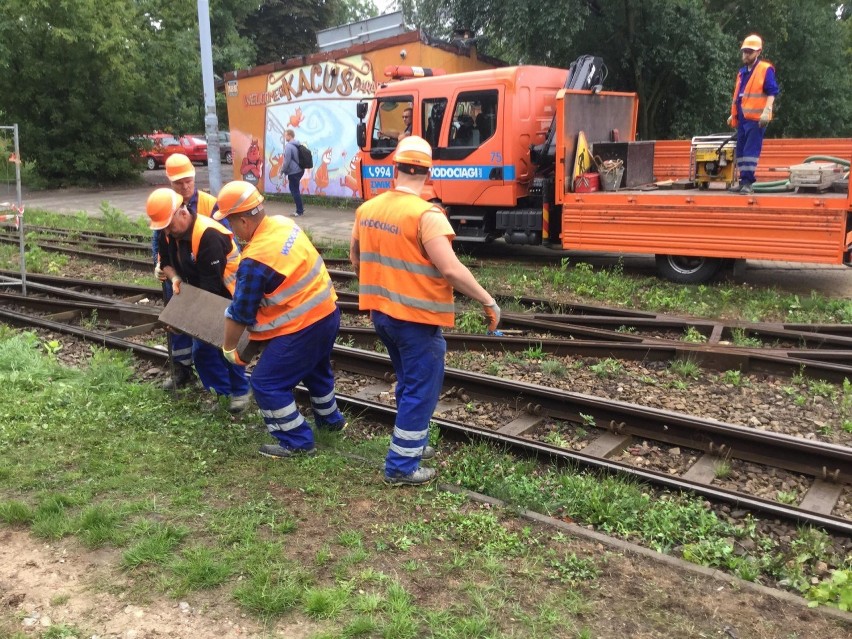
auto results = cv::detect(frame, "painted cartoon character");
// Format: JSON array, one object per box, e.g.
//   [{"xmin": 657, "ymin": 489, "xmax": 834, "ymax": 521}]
[
  {"xmin": 288, "ymin": 107, "xmax": 304, "ymax": 128},
  {"xmin": 300, "ymin": 168, "xmax": 313, "ymax": 195},
  {"xmin": 313, "ymin": 147, "xmax": 333, "ymax": 196},
  {"xmin": 240, "ymin": 139, "xmax": 263, "ymax": 185},
  {"xmin": 339, "ymin": 150, "xmax": 361, "ymax": 198}
]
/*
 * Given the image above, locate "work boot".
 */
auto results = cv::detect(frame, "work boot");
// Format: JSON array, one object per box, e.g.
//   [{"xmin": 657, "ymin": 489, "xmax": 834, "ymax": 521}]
[
  {"xmin": 318, "ymin": 420, "xmax": 348, "ymax": 432},
  {"xmin": 739, "ymin": 183, "xmax": 754, "ymax": 194},
  {"xmin": 422, "ymin": 445, "xmax": 436, "ymax": 460},
  {"xmin": 228, "ymin": 393, "xmax": 252, "ymax": 414},
  {"xmin": 727, "ymin": 182, "xmax": 742, "ymax": 192},
  {"xmin": 162, "ymin": 364, "xmax": 195, "ymax": 390},
  {"xmin": 384, "ymin": 467, "xmax": 437, "ymax": 486},
  {"xmin": 258, "ymin": 444, "xmax": 316, "ymax": 459}
]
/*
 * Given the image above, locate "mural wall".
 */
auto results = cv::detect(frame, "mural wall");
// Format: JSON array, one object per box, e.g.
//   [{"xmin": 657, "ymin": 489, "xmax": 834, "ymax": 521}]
[{"xmin": 225, "ymin": 34, "xmax": 500, "ymax": 198}]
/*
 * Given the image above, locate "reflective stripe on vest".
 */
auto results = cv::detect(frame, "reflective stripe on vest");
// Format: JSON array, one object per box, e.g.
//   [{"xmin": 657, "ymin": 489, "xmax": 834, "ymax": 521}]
[
  {"xmin": 241, "ymin": 215, "xmax": 338, "ymax": 339},
  {"xmin": 730, "ymin": 60, "xmax": 773, "ymax": 126},
  {"xmin": 189, "ymin": 215, "xmax": 241, "ymax": 295},
  {"xmin": 355, "ymin": 190, "xmax": 455, "ymax": 326}
]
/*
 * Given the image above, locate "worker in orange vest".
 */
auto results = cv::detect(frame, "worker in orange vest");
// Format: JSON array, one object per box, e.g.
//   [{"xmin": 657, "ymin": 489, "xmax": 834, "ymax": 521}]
[
  {"xmin": 350, "ymin": 136, "xmax": 501, "ymax": 486},
  {"xmin": 727, "ymin": 34, "xmax": 779, "ymax": 194},
  {"xmin": 216, "ymin": 181, "xmax": 346, "ymax": 457},
  {"xmin": 146, "ymin": 188, "xmax": 251, "ymax": 413},
  {"xmin": 153, "ymin": 153, "xmax": 220, "ymax": 389}
]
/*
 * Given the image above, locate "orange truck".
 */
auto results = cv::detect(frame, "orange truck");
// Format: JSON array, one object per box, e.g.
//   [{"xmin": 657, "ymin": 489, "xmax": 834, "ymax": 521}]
[{"xmin": 356, "ymin": 64, "xmax": 852, "ymax": 283}]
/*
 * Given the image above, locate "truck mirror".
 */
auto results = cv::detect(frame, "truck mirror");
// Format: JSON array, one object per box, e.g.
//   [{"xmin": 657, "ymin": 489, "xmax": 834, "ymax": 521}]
[
  {"xmin": 356, "ymin": 102, "xmax": 368, "ymax": 120},
  {"xmin": 356, "ymin": 123, "xmax": 367, "ymax": 149}
]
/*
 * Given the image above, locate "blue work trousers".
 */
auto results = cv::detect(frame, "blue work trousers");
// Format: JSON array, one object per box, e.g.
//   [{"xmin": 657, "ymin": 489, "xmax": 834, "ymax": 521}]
[
  {"xmin": 372, "ymin": 311, "xmax": 446, "ymax": 476},
  {"xmin": 736, "ymin": 119, "xmax": 766, "ymax": 186},
  {"xmin": 251, "ymin": 307, "xmax": 344, "ymax": 450},
  {"xmin": 192, "ymin": 339, "xmax": 249, "ymax": 397},
  {"xmin": 287, "ymin": 170, "xmax": 305, "ymax": 215}
]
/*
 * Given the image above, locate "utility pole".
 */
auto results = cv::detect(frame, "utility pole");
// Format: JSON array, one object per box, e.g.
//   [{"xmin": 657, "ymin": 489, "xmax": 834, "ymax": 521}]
[{"xmin": 197, "ymin": 0, "xmax": 222, "ymax": 195}]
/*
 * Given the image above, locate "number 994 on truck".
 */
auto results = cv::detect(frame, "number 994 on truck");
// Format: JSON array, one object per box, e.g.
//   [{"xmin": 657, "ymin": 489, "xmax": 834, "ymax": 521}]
[{"xmin": 356, "ymin": 61, "xmax": 852, "ymax": 284}]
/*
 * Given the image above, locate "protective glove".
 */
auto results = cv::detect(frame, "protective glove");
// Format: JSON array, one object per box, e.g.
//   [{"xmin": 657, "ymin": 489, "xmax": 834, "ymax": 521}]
[
  {"xmin": 222, "ymin": 346, "xmax": 247, "ymax": 366},
  {"xmin": 759, "ymin": 106, "xmax": 772, "ymax": 128},
  {"xmin": 726, "ymin": 114, "xmax": 734, "ymax": 128},
  {"xmin": 170, "ymin": 275, "xmax": 182, "ymax": 295},
  {"xmin": 154, "ymin": 262, "xmax": 166, "ymax": 281},
  {"xmin": 483, "ymin": 301, "xmax": 501, "ymax": 333}
]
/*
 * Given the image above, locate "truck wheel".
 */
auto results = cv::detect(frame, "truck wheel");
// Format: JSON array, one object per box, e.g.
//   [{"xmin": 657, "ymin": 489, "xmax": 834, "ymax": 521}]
[
  {"xmin": 146, "ymin": 157, "xmax": 157, "ymax": 171},
  {"xmin": 654, "ymin": 254, "xmax": 723, "ymax": 284}
]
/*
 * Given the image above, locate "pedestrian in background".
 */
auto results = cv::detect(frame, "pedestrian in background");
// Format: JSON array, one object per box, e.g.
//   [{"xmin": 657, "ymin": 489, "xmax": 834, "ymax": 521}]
[
  {"xmin": 727, "ymin": 34, "xmax": 779, "ymax": 194},
  {"xmin": 216, "ymin": 181, "xmax": 347, "ymax": 458},
  {"xmin": 350, "ymin": 136, "xmax": 501, "ymax": 486},
  {"xmin": 146, "ymin": 188, "xmax": 251, "ymax": 413},
  {"xmin": 283, "ymin": 129, "xmax": 305, "ymax": 217},
  {"xmin": 154, "ymin": 153, "xmax": 220, "ymax": 389}
]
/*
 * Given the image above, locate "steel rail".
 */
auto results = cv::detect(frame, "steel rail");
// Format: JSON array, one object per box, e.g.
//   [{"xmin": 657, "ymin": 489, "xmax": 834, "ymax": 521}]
[
  {"xmin": 330, "ymin": 345, "xmax": 852, "ymax": 485},
  {"xmin": 1, "ymin": 302, "xmax": 848, "ymax": 534},
  {"xmin": 0, "ymin": 306, "xmax": 167, "ymax": 363},
  {"xmin": 2, "ymin": 275, "xmax": 848, "ymax": 383},
  {"xmin": 326, "ymin": 393, "xmax": 852, "ymax": 535}
]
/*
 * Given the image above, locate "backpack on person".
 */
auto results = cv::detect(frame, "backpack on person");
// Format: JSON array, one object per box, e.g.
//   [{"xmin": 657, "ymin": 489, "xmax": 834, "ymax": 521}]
[{"xmin": 295, "ymin": 143, "xmax": 313, "ymax": 170}]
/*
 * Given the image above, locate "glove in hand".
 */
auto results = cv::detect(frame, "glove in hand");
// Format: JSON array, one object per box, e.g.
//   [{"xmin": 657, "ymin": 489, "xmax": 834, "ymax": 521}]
[
  {"xmin": 170, "ymin": 276, "xmax": 182, "ymax": 295},
  {"xmin": 222, "ymin": 347, "xmax": 247, "ymax": 366},
  {"xmin": 154, "ymin": 263, "xmax": 166, "ymax": 281},
  {"xmin": 726, "ymin": 115, "xmax": 734, "ymax": 128},
  {"xmin": 483, "ymin": 302, "xmax": 501, "ymax": 333},
  {"xmin": 759, "ymin": 106, "xmax": 772, "ymax": 128}
]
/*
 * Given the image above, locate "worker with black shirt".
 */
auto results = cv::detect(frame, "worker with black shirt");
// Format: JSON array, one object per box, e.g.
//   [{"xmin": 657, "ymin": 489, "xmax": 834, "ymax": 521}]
[{"xmin": 146, "ymin": 188, "xmax": 251, "ymax": 413}]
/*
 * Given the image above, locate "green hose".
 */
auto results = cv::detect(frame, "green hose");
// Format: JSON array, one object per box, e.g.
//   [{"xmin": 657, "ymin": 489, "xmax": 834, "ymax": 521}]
[{"xmin": 753, "ymin": 154, "xmax": 849, "ymax": 191}]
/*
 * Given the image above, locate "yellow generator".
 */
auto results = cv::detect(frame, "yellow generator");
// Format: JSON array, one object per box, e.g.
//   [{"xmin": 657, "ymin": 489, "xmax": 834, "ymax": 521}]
[{"xmin": 690, "ymin": 134, "xmax": 737, "ymax": 189}]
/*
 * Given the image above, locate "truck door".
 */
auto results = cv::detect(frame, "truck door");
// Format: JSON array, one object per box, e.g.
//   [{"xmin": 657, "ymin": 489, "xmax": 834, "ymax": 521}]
[
  {"xmin": 360, "ymin": 94, "xmax": 414, "ymax": 197},
  {"xmin": 431, "ymin": 89, "xmax": 505, "ymax": 206}
]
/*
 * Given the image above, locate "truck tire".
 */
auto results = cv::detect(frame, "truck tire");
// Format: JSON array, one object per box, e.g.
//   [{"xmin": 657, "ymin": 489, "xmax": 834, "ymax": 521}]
[{"xmin": 654, "ymin": 254, "xmax": 723, "ymax": 284}]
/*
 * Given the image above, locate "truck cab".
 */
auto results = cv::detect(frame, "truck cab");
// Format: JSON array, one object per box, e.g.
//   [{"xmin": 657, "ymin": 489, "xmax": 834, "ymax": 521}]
[{"xmin": 357, "ymin": 66, "xmax": 569, "ymax": 241}]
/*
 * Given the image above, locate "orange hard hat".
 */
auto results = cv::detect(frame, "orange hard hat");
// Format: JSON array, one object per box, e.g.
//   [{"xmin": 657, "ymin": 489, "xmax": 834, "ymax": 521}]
[
  {"xmin": 741, "ymin": 34, "xmax": 763, "ymax": 51},
  {"xmin": 165, "ymin": 153, "xmax": 195, "ymax": 181},
  {"xmin": 214, "ymin": 181, "xmax": 265, "ymax": 220},
  {"xmin": 146, "ymin": 188, "xmax": 183, "ymax": 230},
  {"xmin": 393, "ymin": 135, "xmax": 432, "ymax": 168}
]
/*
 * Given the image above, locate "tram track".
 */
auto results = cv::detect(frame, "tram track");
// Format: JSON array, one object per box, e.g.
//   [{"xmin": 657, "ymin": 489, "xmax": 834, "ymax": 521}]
[
  {"xmin": 3, "ymin": 270, "xmax": 852, "ymax": 383},
  {"xmin": 0, "ymin": 281, "xmax": 850, "ymax": 534}
]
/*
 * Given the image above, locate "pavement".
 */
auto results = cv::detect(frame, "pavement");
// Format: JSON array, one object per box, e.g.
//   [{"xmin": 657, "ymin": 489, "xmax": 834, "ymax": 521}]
[{"xmin": 19, "ymin": 166, "xmax": 852, "ymax": 299}]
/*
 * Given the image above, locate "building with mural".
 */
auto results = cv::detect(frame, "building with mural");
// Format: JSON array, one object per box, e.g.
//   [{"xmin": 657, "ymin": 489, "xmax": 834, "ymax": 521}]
[{"xmin": 223, "ymin": 12, "xmax": 503, "ymax": 198}]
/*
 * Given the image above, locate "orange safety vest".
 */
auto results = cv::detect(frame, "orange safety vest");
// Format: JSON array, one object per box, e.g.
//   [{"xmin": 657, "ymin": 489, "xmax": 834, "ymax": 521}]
[
  {"xmin": 730, "ymin": 60, "xmax": 773, "ymax": 127},
  {"xmin": 196, "ymin": 190, "xmax": 217, "ymax": 218},
  {"xmin": 240, "ymin": 215, "xmax": 338, "ymax": 340},
  {"xmin": 355, "ymin": 190, "xmax": 455, "ymax": 327},
  {"xmin": 188, "ymin": 215, "xmax": 241, "ymax": 295}
]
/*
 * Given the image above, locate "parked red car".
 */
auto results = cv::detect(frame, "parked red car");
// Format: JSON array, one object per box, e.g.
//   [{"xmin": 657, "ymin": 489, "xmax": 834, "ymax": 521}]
[
  {"xmin": 136, "ymin": 133, "xmax": 208, "ymax": 170},
  {"xmin": 136, "ymin": 132, "xmax": 180, "ymax": 170},
  {"xmin": 165, "ymin": 135, "xmax": 208, "ymax": 165}
]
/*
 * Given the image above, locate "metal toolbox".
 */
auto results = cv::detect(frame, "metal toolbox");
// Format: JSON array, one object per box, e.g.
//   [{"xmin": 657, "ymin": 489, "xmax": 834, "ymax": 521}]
[{"xmin": 789, "ymin": 162, "xmax": 845, "ymax": 191}]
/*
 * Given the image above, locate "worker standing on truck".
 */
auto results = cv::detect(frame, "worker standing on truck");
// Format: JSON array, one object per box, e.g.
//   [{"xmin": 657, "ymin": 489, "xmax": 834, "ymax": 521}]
[
  {"xmin": 146, "ymin": 188, "xmax": 251, "ymax": 413},
  {"xmin": 216, "ymin": 181, "xmax": 347, "ymax": 458},
  {"xmin": 350, "ymin": 136, "xmax": 501, "ymax": 486},
  {"xmin": 727, "ymin": 34, "xmax": 779, "ymax": 194},
  {"xmin": 154, "ymin": 153, "xmax": 220, "ymax": 390}
]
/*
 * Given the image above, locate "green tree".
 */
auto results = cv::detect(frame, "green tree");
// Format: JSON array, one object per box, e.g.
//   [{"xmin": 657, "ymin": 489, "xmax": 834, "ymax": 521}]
[{"xmin": 0, "ymin": 0, "xmax": 169, "ymax": 184}]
